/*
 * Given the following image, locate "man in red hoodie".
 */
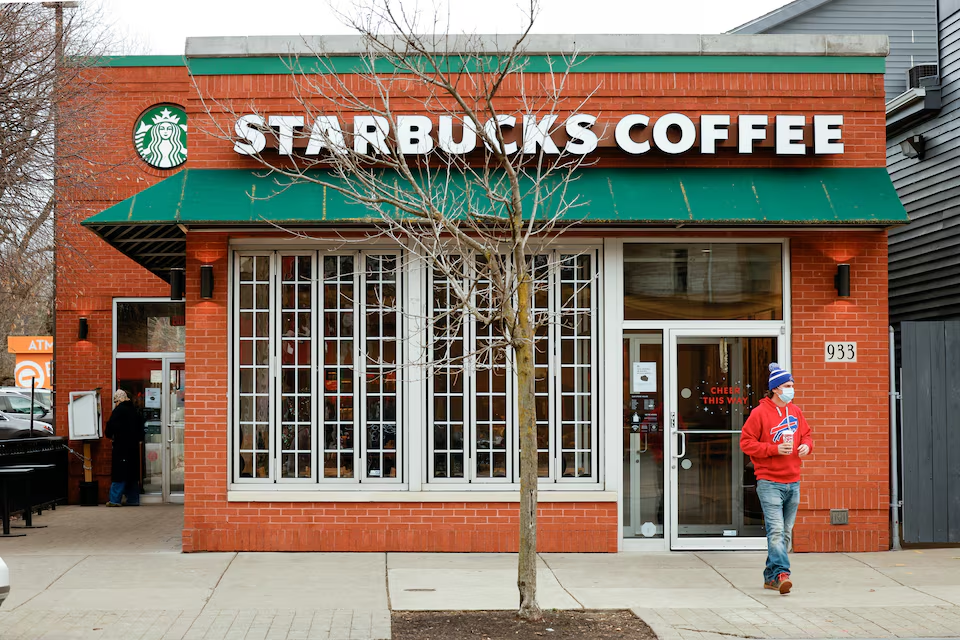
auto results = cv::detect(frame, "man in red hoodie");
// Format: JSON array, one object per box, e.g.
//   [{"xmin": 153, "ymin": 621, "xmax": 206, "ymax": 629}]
[{"xmin": 740, "ymin": 362, "xmax": 813, "ymax": 595}]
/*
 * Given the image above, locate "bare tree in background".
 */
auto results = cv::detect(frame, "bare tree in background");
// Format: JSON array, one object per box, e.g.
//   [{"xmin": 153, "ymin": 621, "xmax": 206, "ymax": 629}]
[
  {"xmin": 197, "ymin": 0, "xmax": 601, "ymax": 621},
  {"xmin": 0, "ymin": 2, "xmax": 136, "ymax": 379}
]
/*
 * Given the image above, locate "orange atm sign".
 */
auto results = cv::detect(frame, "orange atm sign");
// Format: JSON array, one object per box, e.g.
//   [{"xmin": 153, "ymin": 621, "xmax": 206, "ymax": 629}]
[{"xmin": 7, "ymin": 336, "xmax": 53, "ymax": 389}]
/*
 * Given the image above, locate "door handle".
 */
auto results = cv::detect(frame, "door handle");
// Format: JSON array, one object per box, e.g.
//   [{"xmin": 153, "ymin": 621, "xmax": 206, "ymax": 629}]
[
  {"xmin": 638, "ymin": 434, "xmax": 648, "ymax": 454},
  {"xmin": 670, "ymin": 412, "xmax": 686, "ymax": 459}
]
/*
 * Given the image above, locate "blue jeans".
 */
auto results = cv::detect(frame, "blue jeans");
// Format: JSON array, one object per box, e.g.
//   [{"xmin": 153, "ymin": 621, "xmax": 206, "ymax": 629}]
[
  {"xmin": 108, "ymin": 481, "xmax": 140, "ymax": 505},
  {"xmin": 756, "ymin": 480, "xmax": 800, "ymax": 582}
]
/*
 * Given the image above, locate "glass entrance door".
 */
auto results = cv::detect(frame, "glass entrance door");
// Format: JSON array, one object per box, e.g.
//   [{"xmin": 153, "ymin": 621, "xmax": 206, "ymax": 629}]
[
  {"xmin": 117, "ymin": 357, "xmax": 184, "ymax": 503},
  {"xmin": 166, "ymin": 360, "xmax": 185, "ymax": 501},
  {"xmin": 622, "ymin": 331, "xmax": 665, "ymax": 540},
  {"xmin": 668, "ymin": 331, "xmax": 780, "ymax": 550}
]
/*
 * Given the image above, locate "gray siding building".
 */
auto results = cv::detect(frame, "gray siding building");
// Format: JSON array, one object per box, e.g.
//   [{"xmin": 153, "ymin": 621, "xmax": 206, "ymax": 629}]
[
  {"xmin": 732, "ymin": 0, "xmax": 937, "ymax": 102},
  {"xmin": 887, "ymin": 2, "xmax": 960, "ymax": 322}
]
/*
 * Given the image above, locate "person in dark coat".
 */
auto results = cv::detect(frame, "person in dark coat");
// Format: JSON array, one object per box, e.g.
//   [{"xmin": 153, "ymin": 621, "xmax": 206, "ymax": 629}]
[{"xmin": 105, "ymin": 389, "xmax": 145, "ymax": 506}]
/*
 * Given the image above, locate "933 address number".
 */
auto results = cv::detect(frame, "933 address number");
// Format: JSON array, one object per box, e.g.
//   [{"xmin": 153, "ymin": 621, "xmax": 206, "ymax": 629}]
[{"xmin": 825, "ymin": 342, "xmax": 857, "ymax": 362}]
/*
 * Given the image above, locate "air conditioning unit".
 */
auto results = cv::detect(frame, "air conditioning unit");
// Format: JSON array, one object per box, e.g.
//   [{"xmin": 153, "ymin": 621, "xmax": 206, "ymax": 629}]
[{"xmin": 907, "ymin": 64, "xmax": 939, "ymax": 89}]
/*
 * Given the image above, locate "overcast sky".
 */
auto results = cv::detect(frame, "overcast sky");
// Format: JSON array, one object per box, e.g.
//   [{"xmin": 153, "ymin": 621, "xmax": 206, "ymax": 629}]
[{"xmin": 94, "ymin": 0, "xmax": 796, "ymax": 55}]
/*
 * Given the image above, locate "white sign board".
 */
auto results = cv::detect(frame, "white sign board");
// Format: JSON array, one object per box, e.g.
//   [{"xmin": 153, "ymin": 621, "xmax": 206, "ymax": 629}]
[
  {"xmin": 145, "ymin": 388, "xmax": 161, "ymax": 409},
  {"xmin": 825, "ymin": 342, "xmax": 857, "ymax": 362},
  {"xmin": 631, "ymin": 362, "xmax": 657, "ymax": 393},
  {"xmin": 68, "ymin": 391, "xmax": 102, "ymax": 440}
]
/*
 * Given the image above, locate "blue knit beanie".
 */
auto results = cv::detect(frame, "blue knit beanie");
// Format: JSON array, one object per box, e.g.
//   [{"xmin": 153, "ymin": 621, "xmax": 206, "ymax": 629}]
[{"xmin": 768, "ymin": 362, "xmax": 793, "ymax": 390}]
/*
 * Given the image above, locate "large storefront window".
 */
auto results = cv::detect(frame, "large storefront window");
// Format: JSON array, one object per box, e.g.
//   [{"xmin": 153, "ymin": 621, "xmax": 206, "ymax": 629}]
[
  {"xmin": 623, "ymin": 243, "xmax": 782, "ymax": 321},
  {"xmin": 235, "ymin": 251, "xmax": 399, "ymax": 484},
  {"xmin": 427, "ymin": 251, "xmax": 598, "ymax": 484},
  {"xmin": 232, "ymin": 248, "xmax": 599, "ymax": 487}
]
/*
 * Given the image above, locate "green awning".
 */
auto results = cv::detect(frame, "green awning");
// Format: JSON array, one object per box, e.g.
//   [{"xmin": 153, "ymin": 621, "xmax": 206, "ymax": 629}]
[{"xmin": 82, "ymin": 167, "xmax": 908, "ymax": 278}]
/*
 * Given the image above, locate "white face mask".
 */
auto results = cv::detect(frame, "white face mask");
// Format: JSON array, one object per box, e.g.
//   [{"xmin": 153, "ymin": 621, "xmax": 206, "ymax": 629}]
[{"xmin": 778, "ymin": 387, "xmax": 795, "ymax": 403}]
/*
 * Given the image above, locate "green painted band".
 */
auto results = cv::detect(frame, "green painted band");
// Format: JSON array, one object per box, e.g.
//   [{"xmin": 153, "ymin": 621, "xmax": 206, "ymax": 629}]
[
  {"xmin": 89, "ymin": 55, "xmax": 185, "ymax": 67},
  {"xmin": 184, "ymin": 55, "xmax": 884, "ymax": 75}
]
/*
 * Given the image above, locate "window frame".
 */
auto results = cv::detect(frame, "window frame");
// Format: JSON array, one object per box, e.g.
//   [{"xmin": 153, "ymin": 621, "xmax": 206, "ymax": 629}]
[
  {"xmin": 425, "ymin": 246, "xmax": 603, "ymax": 487},
  {"xmin": 231, "ymin": 248, "xmax": 405, "ymax": 487}
]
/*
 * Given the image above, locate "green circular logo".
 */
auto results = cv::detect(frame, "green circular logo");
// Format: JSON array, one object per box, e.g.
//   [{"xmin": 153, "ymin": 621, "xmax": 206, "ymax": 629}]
[{"xmin": 134, "ymin": 105, "xmax": 187, "ymax": 169}]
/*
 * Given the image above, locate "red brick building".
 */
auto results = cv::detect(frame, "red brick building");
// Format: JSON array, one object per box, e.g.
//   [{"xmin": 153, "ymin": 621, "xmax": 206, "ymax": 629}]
[{"xmin": 58, "ymin": 34, "xmax": 906, "ymax": 553}]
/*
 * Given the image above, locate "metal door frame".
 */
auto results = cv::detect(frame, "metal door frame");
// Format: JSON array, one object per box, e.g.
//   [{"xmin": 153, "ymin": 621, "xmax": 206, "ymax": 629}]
[
  {"xmin": 667, "ymin": 326, "xmax": 783, "ymax": 551},
  {"xmin": 162, "ymin": 357, "xmax": 185, "ymax": 504}
]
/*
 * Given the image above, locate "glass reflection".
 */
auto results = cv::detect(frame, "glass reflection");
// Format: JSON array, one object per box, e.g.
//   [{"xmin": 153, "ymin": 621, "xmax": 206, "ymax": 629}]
[{"xmin": 624, "ymin": 243, "xmax": 782, "ymax": 320}]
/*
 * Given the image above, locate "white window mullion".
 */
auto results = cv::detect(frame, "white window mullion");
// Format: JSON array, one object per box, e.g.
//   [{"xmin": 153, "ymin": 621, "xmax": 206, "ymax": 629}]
[
  {"xmin": 355, "ymin": 251, "xmax": 365, "ymax": 484},
  {"xmin": 272, "ymin": 251, "xmax": 282, "ymax": 484},
  {"xmin": 406, "ymin": 251, "xmax": 424, "ymax": 491},
  {"xmin": 312, "ymin": 252, "xmax": 319, "ymax": 483},
  {"xmin": 268, "ymin": 252, "xmax": 278, "ymax": 483},
  {"xmin": 232, "ymin": 255, "xmax": 242, "ymax": 483},
  {"xmin": 467, "ymin": 254, "xmax": 479, "ymax": 483},
  {"xmin": 549, "ymin": 251, "xmax": 560, "ymax": 484}
]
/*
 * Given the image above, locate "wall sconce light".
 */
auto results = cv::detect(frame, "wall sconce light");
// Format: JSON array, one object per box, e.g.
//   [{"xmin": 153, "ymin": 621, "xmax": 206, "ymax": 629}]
[
  {"xmin": 835, "ymin": 263, "xmax": 851, "ymax": 298},
  {"xmin": 200, "ymin": 265, "xmax": 214, "ymax": 299},
  {"xmin": 78, "ymin": 317, "xmax": 89, "ymax": 341},
  {"xmin": 170, "ymin": 267, "xmax": 185, "ymax": 301},
  {"xmin": 900, "ymin": 135, "xmax": 925, "ymax": 160}
]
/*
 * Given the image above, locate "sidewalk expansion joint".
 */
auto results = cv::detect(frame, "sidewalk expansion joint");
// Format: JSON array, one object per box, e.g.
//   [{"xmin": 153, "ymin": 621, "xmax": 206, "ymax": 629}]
[
  {"xmin": 675, "ymin": 626, "xmax": 760, "ymax": 639},
  {"xmin": 538, "ymin": 552, "xmax": 585, "ymax": 610}
]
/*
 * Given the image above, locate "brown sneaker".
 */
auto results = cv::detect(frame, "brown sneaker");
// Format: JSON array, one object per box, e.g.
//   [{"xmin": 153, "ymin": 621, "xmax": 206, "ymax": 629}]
[
  {"xmin": 764, "ymin": 577, "xmax": 781, "ymax": 590},
  {"xmin": 776, "ymin": 572, "xmax": 792, "ymax": 594}
]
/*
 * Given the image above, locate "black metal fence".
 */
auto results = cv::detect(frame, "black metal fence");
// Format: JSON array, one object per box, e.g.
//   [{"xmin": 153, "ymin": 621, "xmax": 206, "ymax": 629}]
[{"xmin": 0, "ymin": 436, "xmax": 69, "ymax": 514}]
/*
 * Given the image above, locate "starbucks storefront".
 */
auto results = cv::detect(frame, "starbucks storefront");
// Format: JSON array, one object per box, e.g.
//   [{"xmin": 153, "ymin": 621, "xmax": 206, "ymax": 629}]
[{"xmin": 61, "ymin": 34, "xmax": 904, "ymax": 553}]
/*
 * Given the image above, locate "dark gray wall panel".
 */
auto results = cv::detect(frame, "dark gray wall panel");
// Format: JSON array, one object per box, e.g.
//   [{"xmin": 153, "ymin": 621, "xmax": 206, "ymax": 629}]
[{"xmin": 901, "ymin": 322, "xmax": 960, "ymax": 543}]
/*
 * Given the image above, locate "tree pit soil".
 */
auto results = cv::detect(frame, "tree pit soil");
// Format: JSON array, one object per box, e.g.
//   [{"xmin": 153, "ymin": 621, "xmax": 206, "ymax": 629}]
[{"xmin": 391, "ymin": 610, "xmax": 657, "ymax": 640}]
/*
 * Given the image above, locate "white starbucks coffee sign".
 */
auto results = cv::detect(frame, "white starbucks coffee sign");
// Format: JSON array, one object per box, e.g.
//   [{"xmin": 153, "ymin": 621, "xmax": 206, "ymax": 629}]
[
  {"xmin": 135, "ymin": 105, "xmax": 188, "ymax": 169},
  {"xmin": 232, "ymin": 112, "xmax": 845, "ymax": 157}
]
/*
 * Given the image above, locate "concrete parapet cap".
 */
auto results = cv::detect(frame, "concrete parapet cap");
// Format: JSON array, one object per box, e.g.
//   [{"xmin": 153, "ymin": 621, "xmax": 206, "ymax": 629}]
[{"xmin": 185, "ymin": 33, "xmax": 890, "ymax": 58}]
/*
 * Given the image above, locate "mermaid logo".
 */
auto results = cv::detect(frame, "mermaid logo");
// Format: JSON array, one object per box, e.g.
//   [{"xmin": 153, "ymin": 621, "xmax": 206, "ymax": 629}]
[{"xmin": 134, "ymin": 105, "xmax": 187, "ymax": 169}]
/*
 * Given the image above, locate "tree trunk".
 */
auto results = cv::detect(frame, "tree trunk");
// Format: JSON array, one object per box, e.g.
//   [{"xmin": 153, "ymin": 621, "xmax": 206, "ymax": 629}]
[{"xmin": 515, "ymin": 273, "xmax": 542, "ymax": 621}]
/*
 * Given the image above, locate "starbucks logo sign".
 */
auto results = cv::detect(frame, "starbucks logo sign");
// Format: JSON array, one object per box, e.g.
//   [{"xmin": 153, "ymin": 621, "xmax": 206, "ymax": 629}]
[{"xmin": 134, "ymin": 105, "xmax": 187, "ymax": 169}]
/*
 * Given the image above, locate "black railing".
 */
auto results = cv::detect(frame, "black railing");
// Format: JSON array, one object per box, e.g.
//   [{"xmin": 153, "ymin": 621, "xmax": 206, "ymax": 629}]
[{"xmin": 0, "ymin": 436, "xmax": 69, "ymax": 515}]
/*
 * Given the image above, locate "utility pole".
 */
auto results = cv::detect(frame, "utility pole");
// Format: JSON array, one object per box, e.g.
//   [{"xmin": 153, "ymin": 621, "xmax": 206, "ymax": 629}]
[{"xmin": 42, "ymin": 1, "xmax": 79, "ymax": 434}]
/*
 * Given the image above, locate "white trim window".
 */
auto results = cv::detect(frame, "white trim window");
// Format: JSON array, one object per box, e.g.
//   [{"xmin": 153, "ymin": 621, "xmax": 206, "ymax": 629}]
[
  {"xmin": 427, "ymin": 249, "xmax": 600, "ymax": 485},
  {"xmin": 233, "ymin": 250, "xmax": 401, "ymax": 484},
  {"xmin": 237, "ymin": 254, "xmax": 273, "ymax": 480}
]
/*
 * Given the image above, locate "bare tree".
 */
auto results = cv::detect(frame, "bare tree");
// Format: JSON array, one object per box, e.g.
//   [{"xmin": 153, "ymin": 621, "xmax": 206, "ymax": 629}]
[
  {"xmin": 0, "ymin": 1, "xmax": 141, "ymax": 379},
  {"xmin": 197, "ymin": 0, "xmax": 599, "ymax": 620}
]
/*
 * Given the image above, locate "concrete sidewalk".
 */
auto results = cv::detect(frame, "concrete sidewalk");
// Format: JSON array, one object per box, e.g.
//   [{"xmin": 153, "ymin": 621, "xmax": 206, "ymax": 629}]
[{"xmin": 1, "ymin": 505, "xmax": 959, "ymax": 639}]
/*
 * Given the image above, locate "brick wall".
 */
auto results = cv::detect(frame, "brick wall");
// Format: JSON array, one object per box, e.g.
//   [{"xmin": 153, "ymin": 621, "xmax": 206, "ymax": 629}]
[
  {"xmin": 56, "ymin": 67, "xmax": 191, "ymax": 501},
  {"xmin": 789, "ymin": 232, "xmax": 891, "ymax": 552},
  {"xmin": 60, "ymin": 63, "xmax": 892, "ymax": 551}
]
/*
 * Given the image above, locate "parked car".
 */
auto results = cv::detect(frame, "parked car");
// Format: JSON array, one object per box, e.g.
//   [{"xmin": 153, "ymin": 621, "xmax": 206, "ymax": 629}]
[
  {"xmin": 0, "ymin": 413, "xmax": 54, "ymax": 439},
  {"xmin": 0, "ymin": 391, "xmax": 53, "ymax": 427},
  {"xmin": 0, "ymin": 387, "xmax": 52, "ymax": 409},
  {"xmin": 0, "ymin": 555, "xmax": 8, "ymax": 607}
]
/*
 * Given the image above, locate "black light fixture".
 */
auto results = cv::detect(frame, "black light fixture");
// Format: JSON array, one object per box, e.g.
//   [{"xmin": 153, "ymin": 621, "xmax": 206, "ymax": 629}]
[
  {"xmin": 200, "ymin": 265, "xmax": 214, "ymax": 299},
  {"xmin": 170, "ymin": 267, "xmax": 185, "ymax": 301},
  {"xmin": 900, "ymin": 135, "xmax": 925, "ymax": 160},
  {"xmin": 835, "ymin": 263, "xmax": 851, "ymax": 298},
  {"xmin": 78, "ymin": 317, "xmax": 89, "ymax": 341}
]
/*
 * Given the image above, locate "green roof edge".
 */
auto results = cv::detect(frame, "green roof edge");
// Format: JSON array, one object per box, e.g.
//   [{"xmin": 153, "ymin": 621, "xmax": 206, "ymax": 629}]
[
  {"xmin": 184, "ymin": 55, "xmax": 884, "ymax": 75},
  {"xmin": 90, "ymin": 55, "xmax": 186, "ymax": 67}
]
